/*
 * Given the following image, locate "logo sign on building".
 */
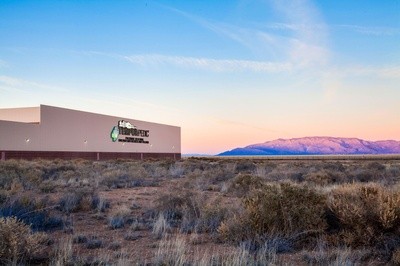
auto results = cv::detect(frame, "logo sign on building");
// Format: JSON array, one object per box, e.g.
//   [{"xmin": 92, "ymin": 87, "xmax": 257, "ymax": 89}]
[{"xmin": 110, "ymin": 120, "xmax": 150, "ymax": 144}]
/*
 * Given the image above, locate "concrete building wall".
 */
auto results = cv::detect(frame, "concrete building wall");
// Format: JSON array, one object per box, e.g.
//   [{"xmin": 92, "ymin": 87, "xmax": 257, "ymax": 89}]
[{"xmin": 0, "ymin": 105, "xmax": 180, "ymax": 160}]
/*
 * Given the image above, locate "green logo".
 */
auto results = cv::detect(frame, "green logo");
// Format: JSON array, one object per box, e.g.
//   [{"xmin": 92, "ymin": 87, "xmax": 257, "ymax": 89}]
[{"xmin": 110, "ymin": 126, "xmax": 119, "ymax": 142}]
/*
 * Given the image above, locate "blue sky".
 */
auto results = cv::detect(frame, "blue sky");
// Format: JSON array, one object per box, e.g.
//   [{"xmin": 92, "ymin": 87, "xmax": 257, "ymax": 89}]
[{"xmin": 0, "ymin": 0, "xmax": 399, "ymax": 154}]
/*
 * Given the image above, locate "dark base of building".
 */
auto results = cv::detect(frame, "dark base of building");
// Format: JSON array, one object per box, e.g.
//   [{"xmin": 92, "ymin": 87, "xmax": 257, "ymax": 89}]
[{"xmin": 0, "ymin": 151, "xmax": 181, "ymax": 161}]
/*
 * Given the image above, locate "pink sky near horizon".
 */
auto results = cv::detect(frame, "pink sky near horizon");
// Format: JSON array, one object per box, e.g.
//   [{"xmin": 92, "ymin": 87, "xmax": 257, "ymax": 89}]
[{"xmin": 183, "ymin": 117, "xmax": 400, "ymax": 154}]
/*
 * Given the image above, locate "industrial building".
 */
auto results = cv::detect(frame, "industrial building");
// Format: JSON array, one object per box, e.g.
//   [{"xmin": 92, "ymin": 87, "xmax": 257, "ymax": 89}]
[{"xmin": 0, "ymin": 105, "xmax": 181, "ymax": 160}]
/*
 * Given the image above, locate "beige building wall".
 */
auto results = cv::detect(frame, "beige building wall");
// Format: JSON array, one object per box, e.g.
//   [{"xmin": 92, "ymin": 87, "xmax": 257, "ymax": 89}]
[
  {"xmin": 0, "ymin": 105, "xmax": 180, "ymax": 154},
  {"xmin": 0, "ymin": 107, "xmax": 40, "ymax": 123}
]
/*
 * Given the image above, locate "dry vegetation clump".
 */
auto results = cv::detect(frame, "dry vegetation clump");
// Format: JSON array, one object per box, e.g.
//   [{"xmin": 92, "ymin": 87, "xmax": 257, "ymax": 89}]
[
  {"xmin": 58, "ymin": 188, "xmax": 102, "ymax": 213},
  {"xmin": 228, "ymin": 174, "xmax": 263, "ymax": 197},
  {"xmin": 0, "ymin": 217, "xmax": 48, "ymax": 264},
  {"xmin": 327, "ymin": 183, "xmax": 400, "ymax": 248},
  {"xmin": 154, "ymin": 191, "xmax": 203, "ymax": 232},
  {"xmin": 108, "ymin": 204, "xmax": 131, "ymax": 229},
  {"xmin": 219, "ymin": 182, "xmax": 327, "ymax": 248},
  {"xmin": 195, "ymin": 200, "xmax": 229, "ymax": 235},
  {"xmin": 99, "ymin": 163, "xmax": 150, "ymax": 189}
]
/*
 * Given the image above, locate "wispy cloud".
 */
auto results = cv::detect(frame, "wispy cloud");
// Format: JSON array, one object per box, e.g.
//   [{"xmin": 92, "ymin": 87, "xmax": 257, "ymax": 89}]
[
  {"xmin": 164, "ymin": 1, "xmax": 330, "ymax": 67},
  {"xmin": 268, "ymin": 0, "xmax": 330, "ymax": 66},
  {"xmin": 123, "ymin": 54, "xmax": 292, "ymax": 73},
  {"xmin": 261, "ymin": 23, "xmax": 400, "ymax": 36},
  {"xmin": 161, "ymin": 5, "xmax": 286, "ymax": 59},
  {"xmin": 336, "ymin": 24, "xmax": 400, "ymax": 36},
  {"xmin": 0, "ymin": 75, "xmax": 69, "ymax": 92}
]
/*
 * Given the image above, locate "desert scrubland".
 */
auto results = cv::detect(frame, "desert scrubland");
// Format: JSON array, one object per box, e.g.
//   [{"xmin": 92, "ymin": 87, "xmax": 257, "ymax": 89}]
[{"xmin": 1, "ymin": 157, "xmax": 400, "ymax": 265}]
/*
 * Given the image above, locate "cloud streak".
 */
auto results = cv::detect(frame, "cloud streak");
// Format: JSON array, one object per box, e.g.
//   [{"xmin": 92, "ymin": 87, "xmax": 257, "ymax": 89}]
[
  {"xmin": 262, "ymin": 23, "xmax": 400, "ymax": 36},
  {"xmin": 123, "ymin": 54, "xmax": 292, "ymax": 73},
  {"xmin": 0, "ymin": 75, "xmax": 69, "ymax": 92},
  {"xmin": 337, "ymin": 24, "xmax": 400, "ymax": 36}
]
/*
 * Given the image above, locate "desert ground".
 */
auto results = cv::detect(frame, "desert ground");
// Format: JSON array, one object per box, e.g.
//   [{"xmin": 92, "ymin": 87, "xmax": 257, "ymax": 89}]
[{"xmin": 1, "ymin": 157, "xmax": 400, "ymax": 265}]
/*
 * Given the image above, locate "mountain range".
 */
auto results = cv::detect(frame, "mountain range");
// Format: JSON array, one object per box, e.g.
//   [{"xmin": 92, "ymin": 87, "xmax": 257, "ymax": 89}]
[{"xmin": 218, "ymin": 137, "xmax": 400, "ymax": 156}]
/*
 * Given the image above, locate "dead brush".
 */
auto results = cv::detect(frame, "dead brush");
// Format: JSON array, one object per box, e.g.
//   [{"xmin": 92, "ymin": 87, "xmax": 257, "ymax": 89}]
[
  {"xmin": 328, "ymin": 183, "xmax": 400, "ymax": 247},
  {"xmin": 152, "ymin": 213, "xmax": 171, "ymax": 239},
  {"xmin": 196, "ymin": 201, "xmax": 228, "ymax": 234},
  {"xmin": 154, "ymin": 191, "xmax": 202, "ymax": 227},
  {"xmin": 58, "ymin": 188, "xmax": 100, "ymax": 213},
  {"xmin": 243, "ymin": 182, "xmax": 327, "ymax": 237},
  {"xmin": 108, "ymin": 204, "xmax": 131, "ymax": 229},
  {"xmin": 228, "ymin": 174, "xmax": 263, "ymax": 197},
  {"xmin": 153, "ymin": 235, "xmax": 188, "ymax": 265},
  {"xmin": 0, "ymin": 217, "xmax": 48, "ymax": 264},
  {"xmin": 51, "ymin": 236, "xmax": 73, "ymax": 266}
]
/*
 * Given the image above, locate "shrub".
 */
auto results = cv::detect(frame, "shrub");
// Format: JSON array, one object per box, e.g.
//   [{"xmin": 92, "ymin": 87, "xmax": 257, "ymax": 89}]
[
  {"xmin": 0, "ymin": 217, "xmax": 48, "ymax": 264},
  {"xmin": 304, "ymin": 171, "xmax": 330, "ymax": 186},
  {"xmin": 95, "ymin": 197, "xmax": 110, "ymax": 213},
  {"xmin": 100, "ymin": 164, "xmax": 149, "ymax": 188},
  {"xmin": 235, "ymin": 160, "xmax": 256, "ymax": 173},
  {"xmin": 73, "ymin": 234, "xmax": 88, "ymax": 244},
  {"xmin": 124, "ymin": 232, "xmax": 142, "ymax": 241},
  {"xmin": 155, "ymin": 191, "xmax": 202, "ymax": 225},
  {"xmin": 220, "ymin": 183, "xmax": 327, "ymax": 243},
  {"xmin": 108, "ymin": 241, "xmax": 121, "ymax": 251},
  {"xmin": 108, "ymin": 205, "xmax": 131, "ymax": 229},
  {"xmin": 0, "ymin": 160, "xmax": 43, "ymax": 191},
  {"xmin": 58, "ymin": 189, "xmax": 100, "ymax": 213},
  {"xmin": 328, "ymin": 183, "xmax": 400, "ymax": 247},
  {"xmin": 248, "ymin": 183, "xmax": 327, "ymax": 235},
  {"xmin": 152, "ymin": 213, "xmax": 170, "ymax": 239},
  {"xmin": 85, "ymin": 237, "xmax": 103, "ymax": 249},
  {"xmin": 196, "ymin": 202, "xmax": 228, "ymax": 234},
  {"xmin": 39, "ymin": 181, "xmax": 57, "ymax": 193},
  {"xmin": 169, "ymin": 162, "xmax": 185, "ymax": 177},
  {"xmin": 229, "ymin": 174, "xmax": 263, "ymax": 197},
  {"xmin": 0, "ymin": 196, "xmax": 63, "ymax": 231}
]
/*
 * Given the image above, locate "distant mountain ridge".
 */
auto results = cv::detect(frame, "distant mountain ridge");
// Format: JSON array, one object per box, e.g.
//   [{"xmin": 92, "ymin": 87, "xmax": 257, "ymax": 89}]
[{"xmin": 218, "ymin": 137, "xmax": 400, "ymax": 156}]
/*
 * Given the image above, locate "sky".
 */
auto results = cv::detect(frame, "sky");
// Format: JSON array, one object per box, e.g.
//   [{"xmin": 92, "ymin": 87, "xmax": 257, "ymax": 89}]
[{"xmin": 0, "ymin": 0, "xmax": 399, "ymax": 154}]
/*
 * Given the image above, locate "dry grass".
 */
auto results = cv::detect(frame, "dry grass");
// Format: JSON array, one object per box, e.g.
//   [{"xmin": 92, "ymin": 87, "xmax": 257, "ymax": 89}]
[{"xmin": 1, "ymin": 157, "xmax": 400, "ymax": 264}]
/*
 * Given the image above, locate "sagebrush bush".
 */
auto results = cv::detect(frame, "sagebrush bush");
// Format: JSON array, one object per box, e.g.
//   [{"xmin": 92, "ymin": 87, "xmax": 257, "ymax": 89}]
[
  {"xmin": 85, "ymin": 237, "xmax": 103, "ymax": 249},
  {"xmin": 228, "ymin": 174, "xmax": 263, "ymax": 197},
  {"xmin": 0, "ymin": 217, "xmax": 48, "ymax": 264},
  {"xmin": 108, "ymin": 205, "xmax": 131, "ymax": 229},
  {"xmin": 196, "ymin": 203, "xmax": 228, "ymax": 234},
  {"xmin": 220, "ymin": 183, "xmax": 327, "ymax": 243},
  {"xmin": 244, "ymin": 183, "xmax": 327, "ymax": 236},
  {"xmin": 155, "ymin": 191, "xmax": 202, "ymax": 225},
  {"xmin": 235, "ymin": 160, "xmax": 256, "ymax": 173},
  {"xmin": 58, "ymin": 188, "xmax": 100, "ymax": 213},
  {"xmin": 304, "ymin": 170, "xmax": 333, "ymax": 186},
  {"xmin": 328, "ymin": 183, "xmax": 400, "ymax": 247}
]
